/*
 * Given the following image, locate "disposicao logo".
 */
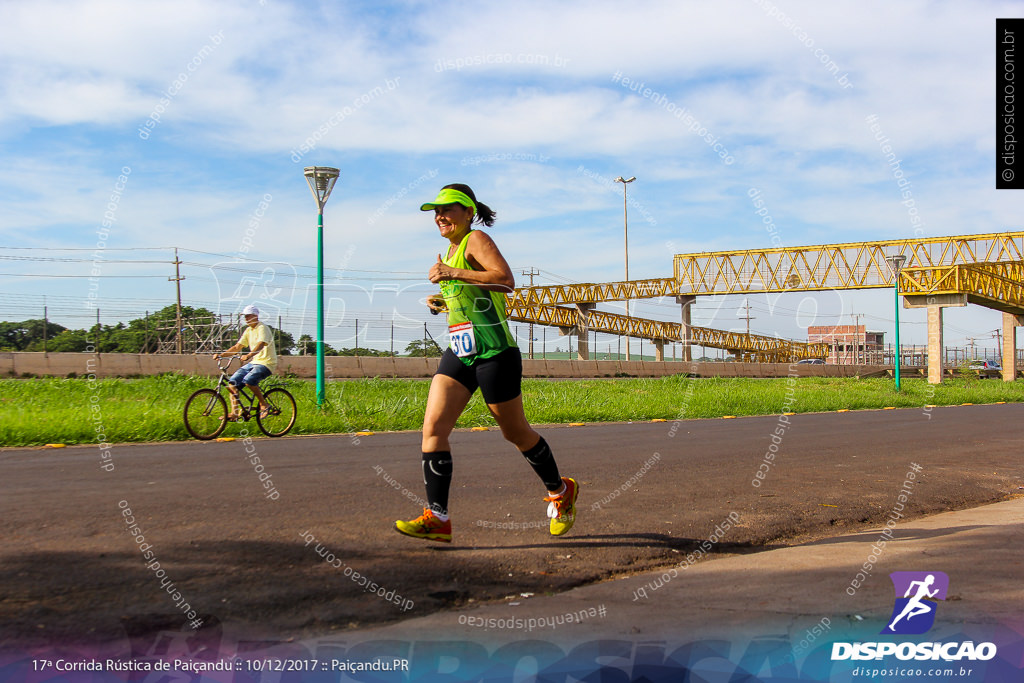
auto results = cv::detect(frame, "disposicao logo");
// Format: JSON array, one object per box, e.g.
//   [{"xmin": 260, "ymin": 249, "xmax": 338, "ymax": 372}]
[
  {"xmin": 831, "ymin": 570, "xmax": 997, "ymax": 663},
  {"xmin": 882, "ymin": 571, "xmax": 948, "ymax": 635}
]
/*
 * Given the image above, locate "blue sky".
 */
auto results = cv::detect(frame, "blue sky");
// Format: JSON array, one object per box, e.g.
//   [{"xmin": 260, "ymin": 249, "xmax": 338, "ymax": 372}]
[{"xmin": 1, "ymin": 0, "xmax": 1020, "ymax": 356}]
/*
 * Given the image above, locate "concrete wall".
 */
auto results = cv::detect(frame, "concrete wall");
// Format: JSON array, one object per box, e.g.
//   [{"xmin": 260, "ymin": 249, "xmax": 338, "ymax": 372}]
[{"xmin": 0, "ymin": 352, "xmax": 894, "ymax": 379}]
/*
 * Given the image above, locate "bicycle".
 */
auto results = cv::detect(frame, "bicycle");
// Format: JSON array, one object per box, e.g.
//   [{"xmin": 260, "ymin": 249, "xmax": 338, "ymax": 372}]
[{"xmin": 183, "ymin": 355, "xmax": 297, "ymax": 440}]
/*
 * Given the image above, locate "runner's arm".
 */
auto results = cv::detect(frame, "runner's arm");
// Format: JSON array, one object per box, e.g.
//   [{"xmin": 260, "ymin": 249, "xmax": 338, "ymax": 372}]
[{"xmin": 428, "ymin": 230, "xmax": 514, "ymax": 292}]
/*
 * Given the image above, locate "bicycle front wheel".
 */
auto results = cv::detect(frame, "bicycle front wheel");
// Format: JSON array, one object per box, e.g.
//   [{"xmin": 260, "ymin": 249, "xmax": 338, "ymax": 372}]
[
  {"xmin": 257, "ymin": 388, "xmax": 297, "ymax": 437},
  {"xmin": 184, "ymin": 389, "xmax": 229, "ymax": 440}
]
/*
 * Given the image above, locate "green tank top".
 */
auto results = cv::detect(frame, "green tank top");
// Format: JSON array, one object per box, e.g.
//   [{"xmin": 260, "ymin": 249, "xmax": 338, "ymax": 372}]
[{"xmin": 440, "ymin": 230, "xmax": 517, "ymax": 365}]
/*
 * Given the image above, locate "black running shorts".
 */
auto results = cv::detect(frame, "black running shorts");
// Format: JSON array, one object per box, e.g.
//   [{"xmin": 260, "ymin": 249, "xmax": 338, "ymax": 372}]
[{"xmin": 435, "ymin": 346, "xmax": 523, "ymax": 404}]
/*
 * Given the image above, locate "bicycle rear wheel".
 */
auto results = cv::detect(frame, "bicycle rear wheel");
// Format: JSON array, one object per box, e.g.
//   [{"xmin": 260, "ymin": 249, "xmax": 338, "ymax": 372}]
[
  {"xmin": 256, "ymin": 388, "xmax": 297, "ymax": 437},
  {"xmin": 184, "ymin": 388, "xmax": 229, "ymax": 440}
]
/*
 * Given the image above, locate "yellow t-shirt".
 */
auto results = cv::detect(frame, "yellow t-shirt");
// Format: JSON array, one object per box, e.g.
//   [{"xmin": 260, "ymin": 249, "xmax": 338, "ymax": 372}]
[{"xmin": 239, "ymin": 322, "xmax": 277, "ymax": 371}]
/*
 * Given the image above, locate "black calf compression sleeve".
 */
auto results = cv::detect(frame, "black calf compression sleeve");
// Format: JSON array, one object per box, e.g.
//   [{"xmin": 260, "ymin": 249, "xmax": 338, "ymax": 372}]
[
  {"xmin": 422, "ymin": 451, "xmax": 453, "ymax": 515},
  {"xmin": 520, "ymin": 437, "xmax": 562, "ymax": 492}
]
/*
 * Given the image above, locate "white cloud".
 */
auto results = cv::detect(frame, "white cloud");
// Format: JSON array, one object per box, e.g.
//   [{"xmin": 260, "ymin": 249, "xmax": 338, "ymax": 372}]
[{"xmin": 0, "ymin": 0, "xmax": 1021, "ymax": 350}]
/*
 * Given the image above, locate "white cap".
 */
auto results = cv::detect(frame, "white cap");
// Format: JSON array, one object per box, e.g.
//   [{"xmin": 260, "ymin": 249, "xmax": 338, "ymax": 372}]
[{"xmin": 242, "ymin": 305, "xmax": 260, "ymax": 316}]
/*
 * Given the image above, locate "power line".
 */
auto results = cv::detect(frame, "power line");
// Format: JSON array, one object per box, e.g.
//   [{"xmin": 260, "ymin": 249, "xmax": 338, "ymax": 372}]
[
  {"xmin": 0, "ymin": 246, "xmax": 423, "ymax": 276},
  {"xmin": 0, "ymin": 255, "xmax": 170, "ymax": 264},
  {"xmin": 0, "ymin": 273, "xmax": 171, "ymax": 278},
  {"xmin": 0, "ymin": 246, "xmax": 177, "ymax": 251}
]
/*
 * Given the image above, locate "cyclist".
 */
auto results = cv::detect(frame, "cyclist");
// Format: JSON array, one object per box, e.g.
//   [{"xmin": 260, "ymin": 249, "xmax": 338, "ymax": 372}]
[{"xmin": 214, "ymin": 304, "xmax": 277, "ymax": 420}]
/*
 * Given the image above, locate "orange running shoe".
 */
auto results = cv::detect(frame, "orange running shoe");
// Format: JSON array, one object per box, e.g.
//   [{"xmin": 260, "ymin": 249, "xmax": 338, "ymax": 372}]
[
  {"xmin": 394, "ymin": 508, "xmax": 452, "ymax": 543},
  {"xmin": 544, "ymin": 477, "xmax": 579, "ymax": 536}
]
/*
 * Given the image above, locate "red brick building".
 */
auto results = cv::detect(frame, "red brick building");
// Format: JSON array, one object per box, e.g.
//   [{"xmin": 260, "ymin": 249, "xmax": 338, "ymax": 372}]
[{"xmin": 807, "ymin": 325, "xmax": 885, "ymax": 365}]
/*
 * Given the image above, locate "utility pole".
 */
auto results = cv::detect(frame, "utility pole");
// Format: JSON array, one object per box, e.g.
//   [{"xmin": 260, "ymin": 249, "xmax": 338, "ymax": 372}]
[
  {"xmin": 992, "ymin": 329, "xmax": 1002, "ymax": 359},
  {"xmin": 739, "ymin": 298, "xmax": 755, "ymax": 336},
  {"xmin": 849, "ymin": 314, "xmax": 862, "ymax": 365},
  {"xmin": 966, "ymin": 336, "xmax": 978, "ymax": 359},
  {"xmin": 521, "ymin": 268, "xmax": 539, "ymax": 359},
  {"xmin": 169, "ymin": 247, "xmax": 185, "ymax": 354}
]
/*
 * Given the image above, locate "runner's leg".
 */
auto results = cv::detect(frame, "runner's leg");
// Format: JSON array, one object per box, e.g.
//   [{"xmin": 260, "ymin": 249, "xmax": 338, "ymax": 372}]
[
  {"xmin": 488, "ymin": 396, "xmax": 563, "ymax": 493},
  {"xmin": 421, "ymin": 374, "xmax": 472, "ymax": 515}
]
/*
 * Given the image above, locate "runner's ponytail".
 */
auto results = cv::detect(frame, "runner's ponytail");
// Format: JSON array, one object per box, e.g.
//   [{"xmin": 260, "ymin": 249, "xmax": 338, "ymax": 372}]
[{"xmin": 443, "ymin": 183, "xmax": 496, "ymax": 227}]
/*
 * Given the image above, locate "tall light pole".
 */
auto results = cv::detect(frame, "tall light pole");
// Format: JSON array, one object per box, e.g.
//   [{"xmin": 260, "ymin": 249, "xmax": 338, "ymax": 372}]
[
  {"xmin": 304, "ymin": 166, "xmax": 340, "ymax": 408},
  {"xmin": 614, "ymin": 176, "xmax": 635, "ymax": 360},
  {"xmin": 521, "ymin": 268, "xmax": 539, "ymax": 359},
  {"xmin": 886, "ymin": 254, "xmax": 907, "ymax": 390}
]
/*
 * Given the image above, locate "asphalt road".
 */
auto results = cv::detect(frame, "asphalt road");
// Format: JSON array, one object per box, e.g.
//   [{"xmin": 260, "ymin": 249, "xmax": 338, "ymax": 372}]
[{"xmin": 1, "ymin": 403, "xmax": 1020, "ymax": 649}]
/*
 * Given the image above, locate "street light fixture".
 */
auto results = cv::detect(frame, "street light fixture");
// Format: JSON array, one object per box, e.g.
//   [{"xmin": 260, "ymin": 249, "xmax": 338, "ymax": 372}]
[
  {"xmin": 886, "ymin": 254, "xmax": 907, "ymax": 391},
  {"xmin": 614, "ymin": 176, "xmax": 635, "ymax": 360},
  {"xmin": 304, "ymin": 166, "xmax": 340, "ymax": 408}
]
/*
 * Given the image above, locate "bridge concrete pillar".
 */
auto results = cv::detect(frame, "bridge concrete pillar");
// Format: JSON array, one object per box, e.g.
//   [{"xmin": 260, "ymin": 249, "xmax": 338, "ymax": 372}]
[
  {"xmin": 1002, "ymin": 313, "xmax": 1023, "ymax": 381},
  {"xmin": 926, "ymin": 304, "xmax": 944, "ymax": 384},
  {"xmin": 676, "ymin": 295, "xmax": 696, "ymax": 362},
  {"xmin": 575, "ymin": 303, "xmax": 594, "ymax": 361},
  {"xmin": 904, "ymin": 293, "xmax": 966, "ymax": 385},
  {"xmin": 654, "ymin": 340, "xmax": 665, "ymax": 362}
]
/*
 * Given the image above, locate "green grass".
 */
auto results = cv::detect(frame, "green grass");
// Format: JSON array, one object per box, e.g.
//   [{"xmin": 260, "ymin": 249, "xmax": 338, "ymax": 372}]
[{"xmin": 2, "ymin": 374, "xmax": 1022, "ymax": 447}]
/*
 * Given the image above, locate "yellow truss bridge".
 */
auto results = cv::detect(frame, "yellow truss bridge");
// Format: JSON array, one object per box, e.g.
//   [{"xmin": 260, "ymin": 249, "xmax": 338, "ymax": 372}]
[
  {"xmin": 504, "ymin": 231, "xmax": 1024, "ymax": 367},
  {"xmin": 898, "ymin": 261, "xmax": 1024, "ymax": 316},
  {"xmin": 508, "ymin": 302, "xmax": 828, "ymax": 363},
  {"xmin": 673, "ymin": 231, "xmax": 1024, "ymax": 296}
]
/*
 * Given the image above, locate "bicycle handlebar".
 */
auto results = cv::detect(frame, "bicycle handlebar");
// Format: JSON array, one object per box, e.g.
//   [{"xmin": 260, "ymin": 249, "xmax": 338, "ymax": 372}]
[{"xmin": 212, "ymin": 354, "xmax": 240, "ymax": 372}]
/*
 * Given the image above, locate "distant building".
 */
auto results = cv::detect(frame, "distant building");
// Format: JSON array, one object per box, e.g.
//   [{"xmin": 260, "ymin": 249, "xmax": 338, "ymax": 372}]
[{"xmin": 807, "ymin": 325, "xmax": 884, "ymax": 365}]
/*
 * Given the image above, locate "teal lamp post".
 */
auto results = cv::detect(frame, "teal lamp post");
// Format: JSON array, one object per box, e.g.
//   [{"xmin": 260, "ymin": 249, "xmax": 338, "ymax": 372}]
[
  {"xmin": 886, "ymin": 254, "xmax": 907, "ymax": 391},
  {"xmin": 304, "ymin": 166, "xmax": 340, "ymax": 408}
]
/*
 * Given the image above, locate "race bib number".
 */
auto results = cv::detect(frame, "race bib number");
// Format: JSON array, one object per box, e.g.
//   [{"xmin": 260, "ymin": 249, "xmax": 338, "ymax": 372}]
[{"xmin": 449, "ymin": 322, "xmax": 477, "ymax": 358}]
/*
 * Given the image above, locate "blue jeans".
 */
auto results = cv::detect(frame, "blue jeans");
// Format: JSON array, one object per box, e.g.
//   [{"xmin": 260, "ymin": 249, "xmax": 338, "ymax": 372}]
[{"xmin": 229, "ymin": 363, "xmax": 272, "ymax": 387}]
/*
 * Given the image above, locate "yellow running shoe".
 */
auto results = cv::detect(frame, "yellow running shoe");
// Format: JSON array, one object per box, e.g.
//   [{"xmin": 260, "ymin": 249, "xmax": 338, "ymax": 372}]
[
  {"xmin": 395, "ymin": 508, "xmax": 452, "ymax": 543},
  {"xmin": 545, "ymin": 477, "xmax": 579, "ymax": 536}
]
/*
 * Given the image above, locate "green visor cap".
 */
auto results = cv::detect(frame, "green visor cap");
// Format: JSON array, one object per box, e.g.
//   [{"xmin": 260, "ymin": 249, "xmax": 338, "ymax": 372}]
[{"xmin": 420, "ymin": 188, "xmax": 477, "ymax": 213}]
